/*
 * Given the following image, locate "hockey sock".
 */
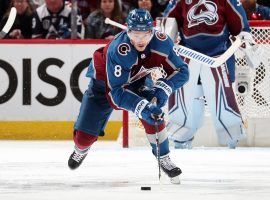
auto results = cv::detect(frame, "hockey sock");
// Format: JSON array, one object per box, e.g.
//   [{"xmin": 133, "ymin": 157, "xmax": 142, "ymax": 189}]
[
  {"xmin": 73, "ymin": 130, "xmax": 98, "ymax": 151},
  {"xmin": 141, "ymin": 120, "xmax": 169, "ymax": 156}
]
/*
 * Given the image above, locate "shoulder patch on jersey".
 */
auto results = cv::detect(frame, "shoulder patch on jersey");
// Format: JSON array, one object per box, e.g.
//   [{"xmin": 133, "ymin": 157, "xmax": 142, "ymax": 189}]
[
  {"xmin": 155, "ymin": 31, "xmax": 168, "ymax": 41},
  {"xmin": 118, "ymin": 43, "xmax": 131, "ymax": 56}
]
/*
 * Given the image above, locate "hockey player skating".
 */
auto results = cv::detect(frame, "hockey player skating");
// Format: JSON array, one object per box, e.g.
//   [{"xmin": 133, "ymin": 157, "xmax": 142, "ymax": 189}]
[
  {"xmin": 164, "ymin": 0, "xmax": 253, "ymax": 149},
  {"xmin": 68, "ymin": 8, "xmax": 189, "ymax": 183}
]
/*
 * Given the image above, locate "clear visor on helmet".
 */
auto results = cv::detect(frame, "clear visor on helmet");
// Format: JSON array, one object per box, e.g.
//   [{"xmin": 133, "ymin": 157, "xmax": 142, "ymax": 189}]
[{"xmin": 127, "ymin": 29, "xmax": 153, "ymax": 44}]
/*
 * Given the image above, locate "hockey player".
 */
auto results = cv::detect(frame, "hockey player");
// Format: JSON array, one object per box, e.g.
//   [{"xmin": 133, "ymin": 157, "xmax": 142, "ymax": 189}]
[
  {"xmin": 68, "ymin": 8, "xmax": 189, "ymax": 183},
  {"xmin": 164, "ymin": 0, "xmax": 253, "ymax": 149}
]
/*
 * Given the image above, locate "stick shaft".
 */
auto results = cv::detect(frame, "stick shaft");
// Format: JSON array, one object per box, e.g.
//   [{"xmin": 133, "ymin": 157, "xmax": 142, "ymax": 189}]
[
  {"xmin": 155, "ymin": 122, "xmax": 161, "ymax": 180},
  {"xmin": 151, "ymin": 97, "xmax": 161, "ymax": 181},
  {"xmin": 0, "ymin": 7, "xmax": 17, "ymax": 39},
  {"xmin": 105, "ymin": 18, "xmax": 127, "ymax": 30},
  {"xmin": 213, "ymin": 36, "xmax": 242, "ymax": 67}
]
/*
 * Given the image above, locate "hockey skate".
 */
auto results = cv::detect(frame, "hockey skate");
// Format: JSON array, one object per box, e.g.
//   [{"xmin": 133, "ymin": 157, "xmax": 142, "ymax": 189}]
[
  {"xmin": 160, "ymin": 154, "xmax": 182, "ymax": 184},
  {"xmin": 68, "ymin": 147, "xmax": 88, "ymax": 170}
]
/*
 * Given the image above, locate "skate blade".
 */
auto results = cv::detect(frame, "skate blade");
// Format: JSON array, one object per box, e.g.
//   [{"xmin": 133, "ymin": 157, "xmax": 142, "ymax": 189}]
[{"xmin": 170, "ymin": 176, "xmax": 180, "ymax": 184}]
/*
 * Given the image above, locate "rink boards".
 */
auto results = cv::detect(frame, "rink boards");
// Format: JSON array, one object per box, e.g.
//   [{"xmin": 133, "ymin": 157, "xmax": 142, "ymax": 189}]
[
  {"xmin": 0, "ymin": 40, "xmax": 122, "ymax": 140},
  {"xmin": 1, "ymin": 40, "xmax": 270, "ymax": 146}
]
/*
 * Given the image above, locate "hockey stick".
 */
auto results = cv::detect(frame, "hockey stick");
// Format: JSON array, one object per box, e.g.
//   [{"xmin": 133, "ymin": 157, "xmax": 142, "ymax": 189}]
[
  {"xmin": 105, "ymin": 17, "xmax": 127, "ymax": 31},
  {"xmin": 0, "ymin": 7, "xmax": 17, "ymax": 39},
  {"xmin": 151, "ymin": 97, "xmax": 162, "ymax": 182},
  {"xmin": 173, "ymin": 37, "xmax": 242, "ymax": 68},
  {"xmin": 151, "ymin": 97, "xmax": 181, "ymax": 184},
  {"xmin": 104, "ymin": 18, "xmax": 242, "ymax": 68}
]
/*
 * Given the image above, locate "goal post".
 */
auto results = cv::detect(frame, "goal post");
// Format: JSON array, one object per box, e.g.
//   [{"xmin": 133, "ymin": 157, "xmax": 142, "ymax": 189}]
[
  {"xmin": 123, "ymin": 110, "xmax": 129, "ymax": 148},
  {"xmin": 121, "ymin": 20, "xmax": 270, "ymax": 148}
]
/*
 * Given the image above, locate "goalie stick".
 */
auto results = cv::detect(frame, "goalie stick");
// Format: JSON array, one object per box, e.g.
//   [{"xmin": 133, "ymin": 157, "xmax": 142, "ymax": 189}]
[
  {"xmin": 104, "ymin": 18, "xmax": 242, "ymax": 68},
  {"xmin": 0, "ymin": 7, "xmax": 17, "ymax": 39}
]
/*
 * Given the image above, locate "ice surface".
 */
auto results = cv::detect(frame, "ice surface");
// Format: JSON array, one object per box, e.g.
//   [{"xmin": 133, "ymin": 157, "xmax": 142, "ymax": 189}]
[{"xmin": 0, "ymin": 141, "xmax": 269, "ymax": 200}]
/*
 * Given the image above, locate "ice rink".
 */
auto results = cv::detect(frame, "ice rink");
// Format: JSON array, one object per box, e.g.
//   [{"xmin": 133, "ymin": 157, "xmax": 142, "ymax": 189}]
[{"xmin": 0, "ymin": 141, "xmax": 270, "ymax": 200}]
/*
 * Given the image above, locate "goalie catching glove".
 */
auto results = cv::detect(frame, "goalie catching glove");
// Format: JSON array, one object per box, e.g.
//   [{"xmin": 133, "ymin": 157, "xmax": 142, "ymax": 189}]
[
  {"xmin": 239, "ymin": 31, "xmax": 255, "ymax": 48},
  {"xmin": 135, "ymin": 99, "xmax": 164, "ymax": 125},
  {"xmin": 147, "ymin": 78, "xmax": 174, "ymax": 108},
  {"xmin": 238, "ymin": 31, "xmax": 264, "ymax": 69}
]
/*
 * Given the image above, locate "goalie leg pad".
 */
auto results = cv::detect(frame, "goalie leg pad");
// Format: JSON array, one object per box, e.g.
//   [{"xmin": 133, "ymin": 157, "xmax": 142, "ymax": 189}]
[
  {"xmin": 215, "ymin": 124, "xmax": 246, "ymax": 146},
  {"xmin": 200, "ymin": 62, "xmax": 246, "ymax": 146},
  {"xmin": 168, "ymin": 61, "xmax": 205, "ymax": 143}
]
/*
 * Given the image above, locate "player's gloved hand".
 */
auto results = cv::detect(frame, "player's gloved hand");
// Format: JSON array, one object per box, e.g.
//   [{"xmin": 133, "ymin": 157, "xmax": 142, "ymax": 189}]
[
  {"xmin": 147, "ymin": 78, "xmax": 173, "ymax": 108},
  {"xmin": 238, "ymin": 31, "xmax": 263, "ymax": 69},
  {"xmin": 238, "ymin": 31, "xmax": 256, "ymax": 49},
  {"xmin": 134, "ymin": 99, "xmax": 164, "ymax": 125}
]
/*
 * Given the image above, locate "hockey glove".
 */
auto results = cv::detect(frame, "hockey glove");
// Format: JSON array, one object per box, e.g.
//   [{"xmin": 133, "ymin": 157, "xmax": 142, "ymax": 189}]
[
  {"xmin": 147, "ymin": 78, "xmax": 173, "ymax": 108},
  {"xmin": 135, "ymin": 99, "xmax": 164, "ymax": 125},
  {"xmin": 238, "ymin": 31, "xmax": 263, "ymax": 69},
  {"xmin": 239, "ymin": 31, "xmax": 255, "ymax": 49}
]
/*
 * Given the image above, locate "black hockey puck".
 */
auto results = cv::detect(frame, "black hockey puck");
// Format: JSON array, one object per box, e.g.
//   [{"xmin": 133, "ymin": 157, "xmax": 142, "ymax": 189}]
[{"xmin": 141, "ymin": 186, "xmax": 151, "ymax": 191}]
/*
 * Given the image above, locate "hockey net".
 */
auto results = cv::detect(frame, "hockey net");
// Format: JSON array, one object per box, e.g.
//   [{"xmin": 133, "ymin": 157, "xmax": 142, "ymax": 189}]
[
  {"xmin": 121, "ymin": 20, "xmax": 270, "ymax": 147},
  {"xmin": 235, "ymin": 21, "xmax": 270, "ymax": 122}
]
